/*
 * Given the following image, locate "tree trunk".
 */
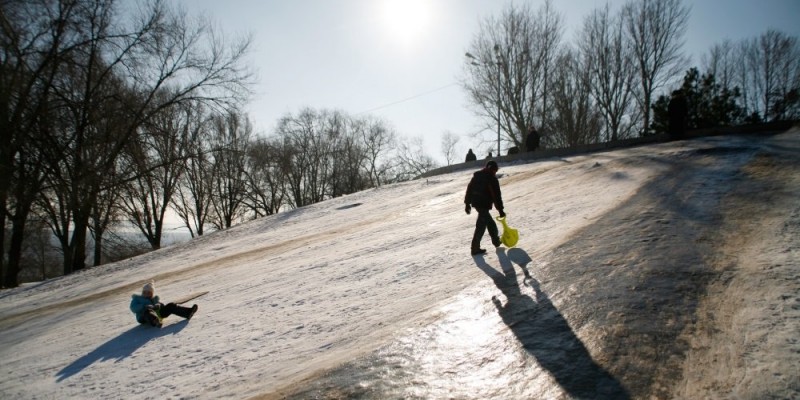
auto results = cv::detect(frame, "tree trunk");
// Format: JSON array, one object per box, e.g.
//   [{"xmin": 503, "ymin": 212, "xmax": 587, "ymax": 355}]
[
  {"xmin": 151, "ymin": 219, "xmax": 162, "ymax": 250},
  {"xmin": 4, "ymin": 209, "xmax": 29, "ymax": 288},
  {"xmin": 0, "ymin": 152, "xmax": 11, "ymax": 286},
  {"xmin": 0, "ymin": 201, "xmax": 6, "ymax": 287},
  {"xmin": 93, "ymin": 229, "xmax": 103, "ymax": 266},
  {"xmin": 61, "ymin": 243, "xmax": 73, "ymax": 276},
  {"xmin": 70, "ymin": 211, "xmax": 89, "ymax": 272}
]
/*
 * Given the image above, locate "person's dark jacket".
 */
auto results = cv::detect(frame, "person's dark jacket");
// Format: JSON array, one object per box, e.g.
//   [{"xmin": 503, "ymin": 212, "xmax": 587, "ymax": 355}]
[
  {"xmin": 668, "ymin": 93, "xmax": 688, "ymax": 139},
  {"xmin": 465, "ymin": 149, "xmax": 477, "ymax": 162},
  {"xmin": 464, "ymin": 168, "xmax": 504, "ymax": 211}
]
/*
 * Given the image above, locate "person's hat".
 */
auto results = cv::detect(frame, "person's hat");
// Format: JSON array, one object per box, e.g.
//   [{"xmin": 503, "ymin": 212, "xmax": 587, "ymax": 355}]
[
  {"xmin": 485, "ymin": 160, "xmax": 499, "ymax": 171},
  {"xmin": 142, "ymin": 281, "xmax": 155, "ymax": 293}
]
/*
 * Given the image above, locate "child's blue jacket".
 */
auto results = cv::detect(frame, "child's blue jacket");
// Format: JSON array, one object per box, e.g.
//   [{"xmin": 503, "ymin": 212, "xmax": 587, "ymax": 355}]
[{"xmin": 130, "ymin": 294, "xmax": 160, "ymax": 323}]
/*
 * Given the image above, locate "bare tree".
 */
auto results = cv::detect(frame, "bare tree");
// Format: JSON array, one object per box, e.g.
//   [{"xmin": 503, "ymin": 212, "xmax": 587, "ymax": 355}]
[
  {"xmin": 1, "ymin": 0, "xmax": 78, "ymax": 286},
  {"xmin": 622, "ymin": 0, "xmax": 689, "ymax": 135},
  {"xmin": 276, "ymin": 108, "xmax": 358, "ymax": 208},
  {"xmin": 393, "ymin": 137, "xmax": 438, "ymax": 181},
  {"xmin": 39, "ymin": 64, "xmax": 136, "ymax": 275},
  {"xmin": 16, "ymin": 217, "xmax": 60, "ymax": 282},
  {"xmin": 463, "ymin": 1, "xmax": 563, "ymax": 152},
  {"xmin": 272, "ymin": 109, "xmax": 405, "ymax": 201},
  {"xmin": 89, "ymin": 165, "xmax": 124, "ymax": 266},
  {"xmin": 702, "ymin": 39, "xmax": 737, "ymax": 91},
  {"xmin": 41, "ymin": 0, "xmax": 252, "ymax": 275},
  {"xmin": 2, "ymin": 0, "xmax": 253, "ymax": 282},
  {"xmin": 536, "ymin": 0, "xmax": 563, "ymax": 138},
  {"xmin": 0, "ymin": 0, "xmax": 253, "ymax": 279},
  {"xmin": 172, "ymin": 105, "xmax": 214, "ymax": 237},
  {"xmin": 4, "ymin": 139, "xmax": 47, "ymax": 286},
  {"xmin": 738, "ymin": 30, "xmax": 800, "ymax": 121},
  {"xmin": 208, "ymin": 110, "xmax": 251, "ymax": 230},
  {"xmin": 242, "ymin": 137, "xmax": 286, "ymax": 218},
  {"xmin": 278, "ymin": 109, "xmax": 319, "ymax": 208},
  {"xmin": 353, "ymin": 116, "xmax": 396, "ymax": 187},
  {"xmin": 548, "ymin": 48, "xmax": 603, "ymax": 148},
  {"xmin": 308, "ymin": 111, "xmax": 368, "ymax": 199},
  {"xmin": 119, "ymin": 102, "xmax": 191, "ymax": 250},
  {"xmin": 580, "ymin": 4, "xmax": 638, "ymax": 142},
  {"xmin": 440, "ymin": 131, "xmax": 460, "ymax": 165},
  {"xmin": 37, "ymin": 172, "xmax": 76, "ymax": 275},
  {"xmin": 328, "ymin": 121, "xmax": 370, "ymax": 198}
]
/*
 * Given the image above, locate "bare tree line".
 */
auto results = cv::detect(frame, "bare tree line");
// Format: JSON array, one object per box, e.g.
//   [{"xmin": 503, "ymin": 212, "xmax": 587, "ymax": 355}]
[
  {"xmin": 2, "ymin": 0, "xmax": 445, "ymax": 287},
  {"xmin": 703, "ymin": 30, "xmax": 800, "ymax": 122},
  {"xmin": 462, "ymin": 0, "xmax": 799, "ymax": 154},
  {"xmin": 1, "ymin": 0, "xmax": 255, "ymax": 286}
]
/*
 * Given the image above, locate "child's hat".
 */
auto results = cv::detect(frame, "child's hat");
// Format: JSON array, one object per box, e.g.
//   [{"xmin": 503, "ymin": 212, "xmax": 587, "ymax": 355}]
[{"xmin": 143, "ymin": 281, "xmax": 155, "ymax": 293}]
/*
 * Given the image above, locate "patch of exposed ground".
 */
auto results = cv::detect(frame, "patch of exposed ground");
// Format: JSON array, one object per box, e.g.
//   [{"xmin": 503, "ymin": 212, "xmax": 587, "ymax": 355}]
[{"xmin": 674, "ymin": 132, "xmax": 800, "ymax": 399}]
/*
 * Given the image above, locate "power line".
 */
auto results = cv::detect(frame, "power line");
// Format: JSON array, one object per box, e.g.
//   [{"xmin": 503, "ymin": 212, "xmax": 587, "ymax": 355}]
[{"xmin": 355, "ymin": 82, "xmax": 460, "ymax": 115}]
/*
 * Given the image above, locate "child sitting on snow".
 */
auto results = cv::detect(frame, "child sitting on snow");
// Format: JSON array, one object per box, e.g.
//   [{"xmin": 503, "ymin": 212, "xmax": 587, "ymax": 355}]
[{"xmin": 130, "ymin": 281, "xmax": 198, "ymax": 328}]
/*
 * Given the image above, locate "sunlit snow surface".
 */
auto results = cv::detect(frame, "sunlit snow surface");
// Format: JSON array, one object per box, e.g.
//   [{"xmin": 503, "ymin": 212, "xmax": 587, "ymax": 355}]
[{"xmin": 1, "ymin": 130, "xmax": 798, "ymax": 399}]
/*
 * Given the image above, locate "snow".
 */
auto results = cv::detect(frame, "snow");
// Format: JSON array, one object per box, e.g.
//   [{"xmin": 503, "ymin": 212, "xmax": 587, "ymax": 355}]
[{"xmin": 1, "ymin": 129, "xmax": 798, "ymax": 399}]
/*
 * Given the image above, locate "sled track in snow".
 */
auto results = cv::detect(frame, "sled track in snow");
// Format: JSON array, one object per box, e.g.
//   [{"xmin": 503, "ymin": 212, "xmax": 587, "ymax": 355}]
[{"xmin": 0, "ymin": 214, "xmax": 395, "ymax": 329}]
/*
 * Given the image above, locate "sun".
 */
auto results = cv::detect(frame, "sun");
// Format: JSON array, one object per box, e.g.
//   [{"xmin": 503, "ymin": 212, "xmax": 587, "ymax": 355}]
[{"xmin": 379, "ymin": 0, "xmax": 433, "ymax": 46}]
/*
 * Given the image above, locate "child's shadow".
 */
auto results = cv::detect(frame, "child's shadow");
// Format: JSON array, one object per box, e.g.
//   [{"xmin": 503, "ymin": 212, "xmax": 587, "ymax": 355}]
[
  {"xmin": 474, "ymin": 248, "xmax": 630, "ymax": 399},
  {"xmin": 56, "ymin": 321, "xmax": 187, "ymax": 382}
]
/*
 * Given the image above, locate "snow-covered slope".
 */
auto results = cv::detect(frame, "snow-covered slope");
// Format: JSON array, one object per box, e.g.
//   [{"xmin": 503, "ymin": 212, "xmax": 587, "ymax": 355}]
[{"xmin": 1, "ymin": 129, "xmax": 798, "ymax": 399}]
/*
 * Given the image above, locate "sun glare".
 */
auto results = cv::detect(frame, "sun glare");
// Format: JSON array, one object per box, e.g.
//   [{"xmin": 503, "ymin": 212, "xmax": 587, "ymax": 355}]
[{"xmin": 380, "ymin": 0, "xmax": 432, "ymax": 46}]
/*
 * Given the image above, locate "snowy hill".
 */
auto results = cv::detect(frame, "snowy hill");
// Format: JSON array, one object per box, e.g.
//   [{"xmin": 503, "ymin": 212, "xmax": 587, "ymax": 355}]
[{"xmin": 1, "ymin": 129, "xmax": 798, "ymax": 399}]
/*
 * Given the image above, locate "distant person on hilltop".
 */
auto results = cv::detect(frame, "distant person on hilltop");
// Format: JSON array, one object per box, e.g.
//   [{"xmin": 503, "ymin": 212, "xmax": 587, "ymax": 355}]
[
  {"xmin": 668, "ymin": 90, "xmax": 688, "ymax": 140},
  {"xmin": 526, "ymin": 127, "xmax": 540, "ymax": 152},
  {"xmin": 464, "ymin": 160, "xmax": 505, "ymax": 256},
  {"xmin": 130, "ymin": 281, "xmax": 198, "ymax": 328},
  {"xmin": 465, "ymin": 148, "xmax": 477, "ymax": 162}
]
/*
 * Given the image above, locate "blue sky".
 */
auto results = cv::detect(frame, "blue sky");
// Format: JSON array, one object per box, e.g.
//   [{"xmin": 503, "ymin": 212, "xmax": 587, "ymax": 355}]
[{"xmin": 176, "ymin": 0, "xmax": 800, "ymax": 162}]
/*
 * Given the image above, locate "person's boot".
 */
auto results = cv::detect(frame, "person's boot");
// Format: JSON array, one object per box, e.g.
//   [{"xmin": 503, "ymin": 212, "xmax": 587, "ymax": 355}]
[
  {"xmin": 172, "ymin": 304, "xmax": 197, "ymax": 320},
  {"xmin": 187, "ymin": 304, "xmax": 198, "ymax": 320},
  {"xmin": 146, "ymin": 310, "xmax": 162, "ymax": 328},
  {"xmin": 471, "ymin": 248, "xmax": 487, "ymax": 256}
]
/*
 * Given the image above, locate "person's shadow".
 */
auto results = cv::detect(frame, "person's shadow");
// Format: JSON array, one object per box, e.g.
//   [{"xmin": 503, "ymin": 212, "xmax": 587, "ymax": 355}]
[
  {"xmin": 474, "ymin": 248, "xmax": 630, "ymax": 399},
  {"xmin": 56, "ymin": 321, "xmax": 188, "ymax": 382}
]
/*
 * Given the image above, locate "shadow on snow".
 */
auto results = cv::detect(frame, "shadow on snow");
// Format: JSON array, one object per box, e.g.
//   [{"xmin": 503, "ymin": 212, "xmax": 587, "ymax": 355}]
[
  {"xmin": 56, "ymin": 321, "xmax": 188, "ymax": 382},
  {"xmin": 473, "ymin": 247, "xmax": 631, "ymax": 399}
]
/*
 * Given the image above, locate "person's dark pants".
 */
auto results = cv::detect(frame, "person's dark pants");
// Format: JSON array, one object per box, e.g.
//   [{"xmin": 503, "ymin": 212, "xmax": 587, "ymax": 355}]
[
  {"xmin": 159, "ymin": 303, "xmax": 194, "ymax": 319},
  {"xmin": 668, "ymin": 117, "xmax": 686, "ymax": 140},
  {"xmin": 472, "ymin": 207, "xmax": 500, "ymax": 250}
]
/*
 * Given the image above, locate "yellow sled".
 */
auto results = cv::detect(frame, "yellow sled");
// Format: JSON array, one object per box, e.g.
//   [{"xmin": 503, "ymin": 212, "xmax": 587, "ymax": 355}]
[{"xmin": 495, "ymin": 216, "xmax": 519, "ymax": 247}]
